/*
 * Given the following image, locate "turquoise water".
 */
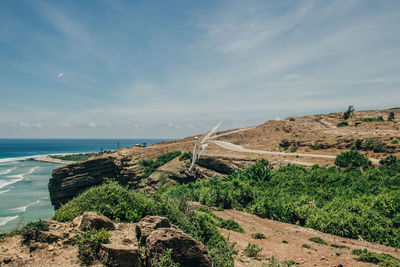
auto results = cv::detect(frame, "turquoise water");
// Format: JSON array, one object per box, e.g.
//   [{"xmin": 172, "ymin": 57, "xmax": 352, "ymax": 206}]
[{"xmin": 0, "ymin": 139, "xmax": 163, "ymax": 231}]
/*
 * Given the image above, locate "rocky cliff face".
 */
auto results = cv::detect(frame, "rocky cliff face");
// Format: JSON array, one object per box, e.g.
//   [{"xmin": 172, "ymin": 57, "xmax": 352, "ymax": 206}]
[{"xmin": 48, "ymin": 151, "xmax": 255, "ymax": 209}]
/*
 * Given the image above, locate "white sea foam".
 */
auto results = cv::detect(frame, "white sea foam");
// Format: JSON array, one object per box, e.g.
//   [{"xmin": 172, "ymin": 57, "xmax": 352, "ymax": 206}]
[
  {"xmin": 9, "ymin": 200, "xmax": 40, "ymax": 213},
  {"xmin": 0, "ymin": 166, "xmax": 39, "ymax": 190},
  {"xmin": 0, "ymin": 188, "xmax": 11, "ymax": 194},
  {"xmin": 0, "ymin": 216, "xmax": 19, "ymax": 226},
  {"xmin": 0, "ymin": 153, "xmax": 75, "ymax": 164},
  {"xmin": 0, "ymin": 167, "xmax": 16, "ymax": 175}
]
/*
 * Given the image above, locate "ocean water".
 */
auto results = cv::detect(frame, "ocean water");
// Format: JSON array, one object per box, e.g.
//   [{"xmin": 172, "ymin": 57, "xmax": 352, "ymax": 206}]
[{"xmin": 0, "ymin": 139, "xmax": 163, "ymax": 232}]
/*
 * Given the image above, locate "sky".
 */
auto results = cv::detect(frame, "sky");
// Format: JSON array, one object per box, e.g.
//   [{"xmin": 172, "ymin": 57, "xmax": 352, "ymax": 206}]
[{"xmin": 0, "ymin": 0, "xmax": 399, "ymax": 138}]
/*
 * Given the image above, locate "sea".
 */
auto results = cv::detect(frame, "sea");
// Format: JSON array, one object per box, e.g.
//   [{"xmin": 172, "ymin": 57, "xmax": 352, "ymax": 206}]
[{"xmin": 0, "ymin": 139, "xmax": 163, "ymax": 232}]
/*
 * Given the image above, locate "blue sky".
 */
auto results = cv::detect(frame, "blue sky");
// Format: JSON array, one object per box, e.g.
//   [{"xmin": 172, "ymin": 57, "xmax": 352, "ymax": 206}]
[{"xmin": 1, "ymin": 0, "xmax": 399, "ymax": 138}]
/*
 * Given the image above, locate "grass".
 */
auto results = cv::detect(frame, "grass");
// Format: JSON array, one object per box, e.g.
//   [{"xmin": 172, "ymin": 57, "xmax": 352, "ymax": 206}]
[
  {"xmin": 308, "ymin": 237, "xmax": 328, "ymax": 245},
  {"xmin": 352, "ymin": 248, "xmax": 400, "ymax": 266}
]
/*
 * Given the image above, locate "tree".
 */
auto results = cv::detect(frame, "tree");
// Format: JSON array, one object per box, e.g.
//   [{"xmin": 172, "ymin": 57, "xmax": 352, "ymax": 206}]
[
  {"xmin": 335, "ymin": 150, "xmax": 371, "ymax": 169},
  {"xmin": 343, "ymin": 105, "xmax": 355, "ymax": 120},
  {"xmin": 388, "ymin": 112, "xmax": 395, "ymax": 121}
]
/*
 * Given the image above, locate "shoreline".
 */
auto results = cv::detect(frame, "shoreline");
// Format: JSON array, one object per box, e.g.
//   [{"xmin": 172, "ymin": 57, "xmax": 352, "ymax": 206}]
[{"xmin": 30, "ymin": 156, "xmax": 72, "ymax": 165}]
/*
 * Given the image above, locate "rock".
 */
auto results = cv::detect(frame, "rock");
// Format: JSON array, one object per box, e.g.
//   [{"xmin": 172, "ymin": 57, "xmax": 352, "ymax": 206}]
[
  {"xmin": 78, "ymin": 212, "xmax": 115, "ymax": 231},
  {"xmin": 48, "ymin": 245, "xmax": 55, "ymax": 251},
  {"xmin": 99, "ymin": 243, "xmax": 142, "ymax": 267},
  {"xmin": 136, "ymin": 216, "xmax": 171, "ymax": 245},
  {"xmin": 145, "ymin": 228, "xmax": 212, "ymax": 267}
]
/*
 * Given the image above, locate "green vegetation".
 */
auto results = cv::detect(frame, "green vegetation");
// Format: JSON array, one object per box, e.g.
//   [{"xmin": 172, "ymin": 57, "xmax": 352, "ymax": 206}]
[
  {"xmin": 252, "ymin": 233, "xmax": 266, "ymax": 239},
  {"xmin": 302, "ymin": 244, "xmax": 311, "ymax": 249},
  {"xmin": 266, "ymin": 256, "xmax": 297, "ymax": 266},
  {"xmin": 343, "ymin": 105, "xmax": 354, "ymax": 120},
  {"xmin": 351, "ymin": 138, "xmax": 388, "ymax": 153},
  {"xmin": 289, "ymin": 117, "xmax": 295, "ymax": 121},
  {"xmin": 391, "ymin": 140, "xmax": 399, "ymax": 144},
  {"xmin": 388, "ymin": 112, "xmax": 395, "ymax": 121},
  {"xmin": 334, "ymin": 150, "xmax": 371, "ymax": 169},
  {"xmin": 77, "ymin": 228, "xmax": 111, "ymax": 264},
  {"xmin": 337, "ymin": 121, "xmax": 349, "ymax": 127},
  {"xmin": 195, "ymin": 206, "xmax": 245, "ymax": 233},
  {"xmin": 51, "ymin": 151, "xmax": 112, "ymax": 162},
  {"xmin": 179, "ymin": 152, "xmax": 192, "ymax": 161},
  {"xmin": 380, "ymin": 155, "xmax": 398, "ymax": 166},
  {"xmin": 139, "ymin": 151, "xmax": 182, "ymax": 178},
  {"xmin": 282, "ymin": 240, "xmax": 288, "ymax": 244},
  {"xmin": 54, "ymin": 181, "xmax": 235, "ymax": 266},
  {"xmin": 331, "ymin": 244, "xmax": 349, "ymax": 249},
  {"xmin": 243, "ymin": 243, "xmax": 262, "ymax": 257},
  {"xmin": 21, "ymin": 220, "xmax": 49, "ymax": 245},
  {"xmin": 362, "ymin": 117, "xmax": 384, "ymax": 122},
  {"xmin": 150, "ymin": 248, "xmax": 180, "ymax": 267},
  {"xmin": 352, "ymin": 248, "xmax": 400, "ymax": 266},
  {"xmin": 308, "ymin": 237, "xmax": 328, "ymax": 245},
  {"xmin": 166, "ymin": 157, "xmax": 400, "ymax": 248}
]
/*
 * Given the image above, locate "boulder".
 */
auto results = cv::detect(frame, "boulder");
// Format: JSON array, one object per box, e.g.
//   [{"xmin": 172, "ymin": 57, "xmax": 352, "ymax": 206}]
[
  {"xmin": 145, "ymin": 228, "xmax": 212, "ymax": 267},
  {"xmin": 136, "ymin": 216, "xmax": 171, "ymax": 245},
  {"xmin": 99, "ymin": 243, "xmax": 142, "ymax": 267},
  {"xmin": 78, "ymin": 212, "xmax": 115, "ymax": 231}
]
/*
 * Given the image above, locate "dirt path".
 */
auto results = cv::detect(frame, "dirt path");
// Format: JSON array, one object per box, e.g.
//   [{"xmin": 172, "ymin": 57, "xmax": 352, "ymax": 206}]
[
  {"xmin": 213, "ymin": 209, "xmax": 400, "ymax": 266},
  {"xmin": 211, "ymin": 140, "xmax": 380, "ymax": 163}
]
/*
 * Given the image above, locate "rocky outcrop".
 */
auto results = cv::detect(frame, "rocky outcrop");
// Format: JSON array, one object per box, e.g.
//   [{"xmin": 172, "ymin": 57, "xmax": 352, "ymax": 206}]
[
  {"xmin": 77, "ymin": 212, "xmax": 115, "ymax": 231},
  {"xmin": 135, "ymin": 216, "xmax": 171, "ymax": 245},
  {"xmin": 48, "ymin": 156, "xmax": 125, "ymax": 209},
  {"xmin": 146, "ymin": 227, "xmax": 213, "ymax": 267}
]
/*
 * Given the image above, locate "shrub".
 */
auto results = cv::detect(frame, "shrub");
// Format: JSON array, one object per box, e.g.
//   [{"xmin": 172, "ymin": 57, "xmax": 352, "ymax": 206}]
[
  {"xmin": 77, "ymin": 228, "xmax": 111, "ymax": 264},
  {"xmin": 331, "ymin": 244, "xmax": 349, "ymax": 249},
  {"xmin": 352, "ymin": 248, "xmax": 400, "ymax": 266},
  {"xmin": 334, "ymin": 151, "xmax": 371, "ymax": 169},
  {"xmin": 150, "ymin": 248, "xmax": 180, "ymax": 267},
  {"xmin": 21, "ymin": 220, "xmax": 49, "ymax": 245},
  {"xmin": 252, "ymin": 233, "xmax": 266, "ymax": 239},
  {"xmin": 391, "ymin": 140, "xmax": 399, "ymax": 144},
  {"xmin": 289, "ymin": 117, "xmax": 295, "ymax": 121},
  {"xmin": 309, "ymin": 237, "xmax": 328, "ymax": 245},
  {"xmin": 302, "ymin": 244, "xmax": 311, "ymax": 249},
  {"xmin": 243, "ymin": 243, "xmax": 262, "ymax": 257},
  {"xmin": 179, "ymin": 152, "xmax": 192, "ymax": 161},
  {"xmin": 380, "ymin": 155, "xmax": 398, "ymax": 166},
  {"xmin": 361, "ymin": 138, "xmax": 386, "ymax": 153},
  {"xmin": 337, "ymin": 121, "xmax": 349, "ymax": 127},
  {"xmin": 217, "ymin": 219, "xmax": 245, "ymax": 233},
  {"xmin": 362, "ymin": 117, "xmax": 384, "ymax": 122},
  {"xmin": 140, "ymin": 151, "xmax": 182, "ymax": 178},
  {"xmin": 282, "ymin": 240, "xmax": 288, "ymax": 244}
]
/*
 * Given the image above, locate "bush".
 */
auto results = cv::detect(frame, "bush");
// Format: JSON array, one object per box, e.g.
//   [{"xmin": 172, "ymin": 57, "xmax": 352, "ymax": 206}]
[
  {"xmin": 380, "ymin": 155, "xmax": 398, "ymax": 166},
  {"xmin": 362, "ymin": 117, "xmax": 384, "ymax": 122},
  {"xmin": 309, "ymin": 237, "xmax": 327, "ymax": 245},
  {"xmin": 337, "ymin": 121, "xmax": 349, "ymax": 127},
  {"xmin": 21, "ymin": 220, "xmax": 49, "ymax": 245},
  {"xmin": 140, "ymin": 151, "xmax": 182, "ymax": 178},
  {"xmin": 252, "ymin": 233, "xmax": 266, "ymax": 239},
  {"xmin": 361, "ymin": 138, "xmax": 386, "ymax": 153},
  {"xmin": 77, "ymin": 228, "xmax": 111, "ymax": 264},
  {"xmin": 289, "ymin": 117, "xmax": 295, "ymax": 121},
  {"xmin": 302, "ymin": 244, "xmax": 311, "ymax": 249},
  {"xmin": 179, "ymin": 152, "xmax": 192, "ymax": 161},
  {"xmin": 334, "ymin": 151, "xmax": 371, "ymax": 169},
  {"xmin": 391, "ymin": 140, "xmax": 399, "ymax": 144},
  {"xmin": 243, "ymin": 243, "xmax": 262, "ymax": 257},
  {"xmin": 352, "ymin": 248, "xmax": 400, "ymax": 266},
  {"xmin": 388, "ymin": 112, "xmax": 395, "ymax": 121},
  {"xmin": 150, "ymin": 248, "xmax": 180, "ymax": 267}
]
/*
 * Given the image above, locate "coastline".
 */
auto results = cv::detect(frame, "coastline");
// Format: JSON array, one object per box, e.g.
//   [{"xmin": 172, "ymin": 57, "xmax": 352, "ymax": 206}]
[{"xmin": 30, "ymin": 156, "xmax": 72, "ymax": 165}]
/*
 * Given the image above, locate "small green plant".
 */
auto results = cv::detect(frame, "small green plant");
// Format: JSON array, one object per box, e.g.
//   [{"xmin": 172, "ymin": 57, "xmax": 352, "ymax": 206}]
[
  {"xmin": 334, "ymin": 150, "xmax": 371, "ymax": 169},
  {"xmin": 150, "ymin": 248, "xmax": 180, "ymax": 267},
  {"xmin": 308, "ymin": 237, "xmax": 328, "ymax": 245},
  {"xmin": 343, "ymin": 105, "xmax": 354, "ymax": 120},
  {"xmin": 252, "ymin": 233, "xmax": 266, "ymax": 239},
  {"xmin": 302, "ymin": 244, "xmax": 311, "ymax": 249},
  {"xmin": 77, "ymin": 228, "xmax": 111, "ymax": 264},
  {"xmin": 362, "ymin": 117, "xmax": 384, "ymax": 122},
  {"xmin": 216, "ymin": 218, "xmax": 245, "ymax": 233},
  {"xmin": 388, "ymin": 112, "xmax": 395, "ymax": 121},
  {"xmin": 331, "ymin": 244, "xmax": 349, "ymax": 249},
  {"xmin": 282, "ymin": 240, "xmax": 288, "ymax": 244},
  {"xmin": 289, "ymin": 117, "xmax": 295, "ymax": 121},
  {"xmin": 337, "ymin": 121, "xmax": 349, "ymax": 127},
  {"xmin": 391, "ymin": 140, "xmax": 399, "ymax": 144},
  {"xmin": 352, "ymin": 248, "xmax": 400, "ymax": 266},
  {"xmin": 243, "ymin": 243, "xmax": 263, "ymax": 257},
  {"xmin": 267, "ymin": 256, "xmax": 297, "ymax": 266},
  {"xmin": 140, "ymin": 151, "xmax": 182, "ymax": 178},
  {"xmin": 21, "ymin": 220, "xmax": 49, "ymax": 245},
  {"xmin": 380, "ymin": 155, "xmax": 398, "ymax": 166},
  {"xmin": 179, "ymin": 152, "xmax": 192, "ymax": 161},
  {"xmin": 290, "ymin": 146, "xmax": 298, "ymax": 153},
  {"xmin": 0, "ymin": 237, "xmax": 5, "ymax": 242}
]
